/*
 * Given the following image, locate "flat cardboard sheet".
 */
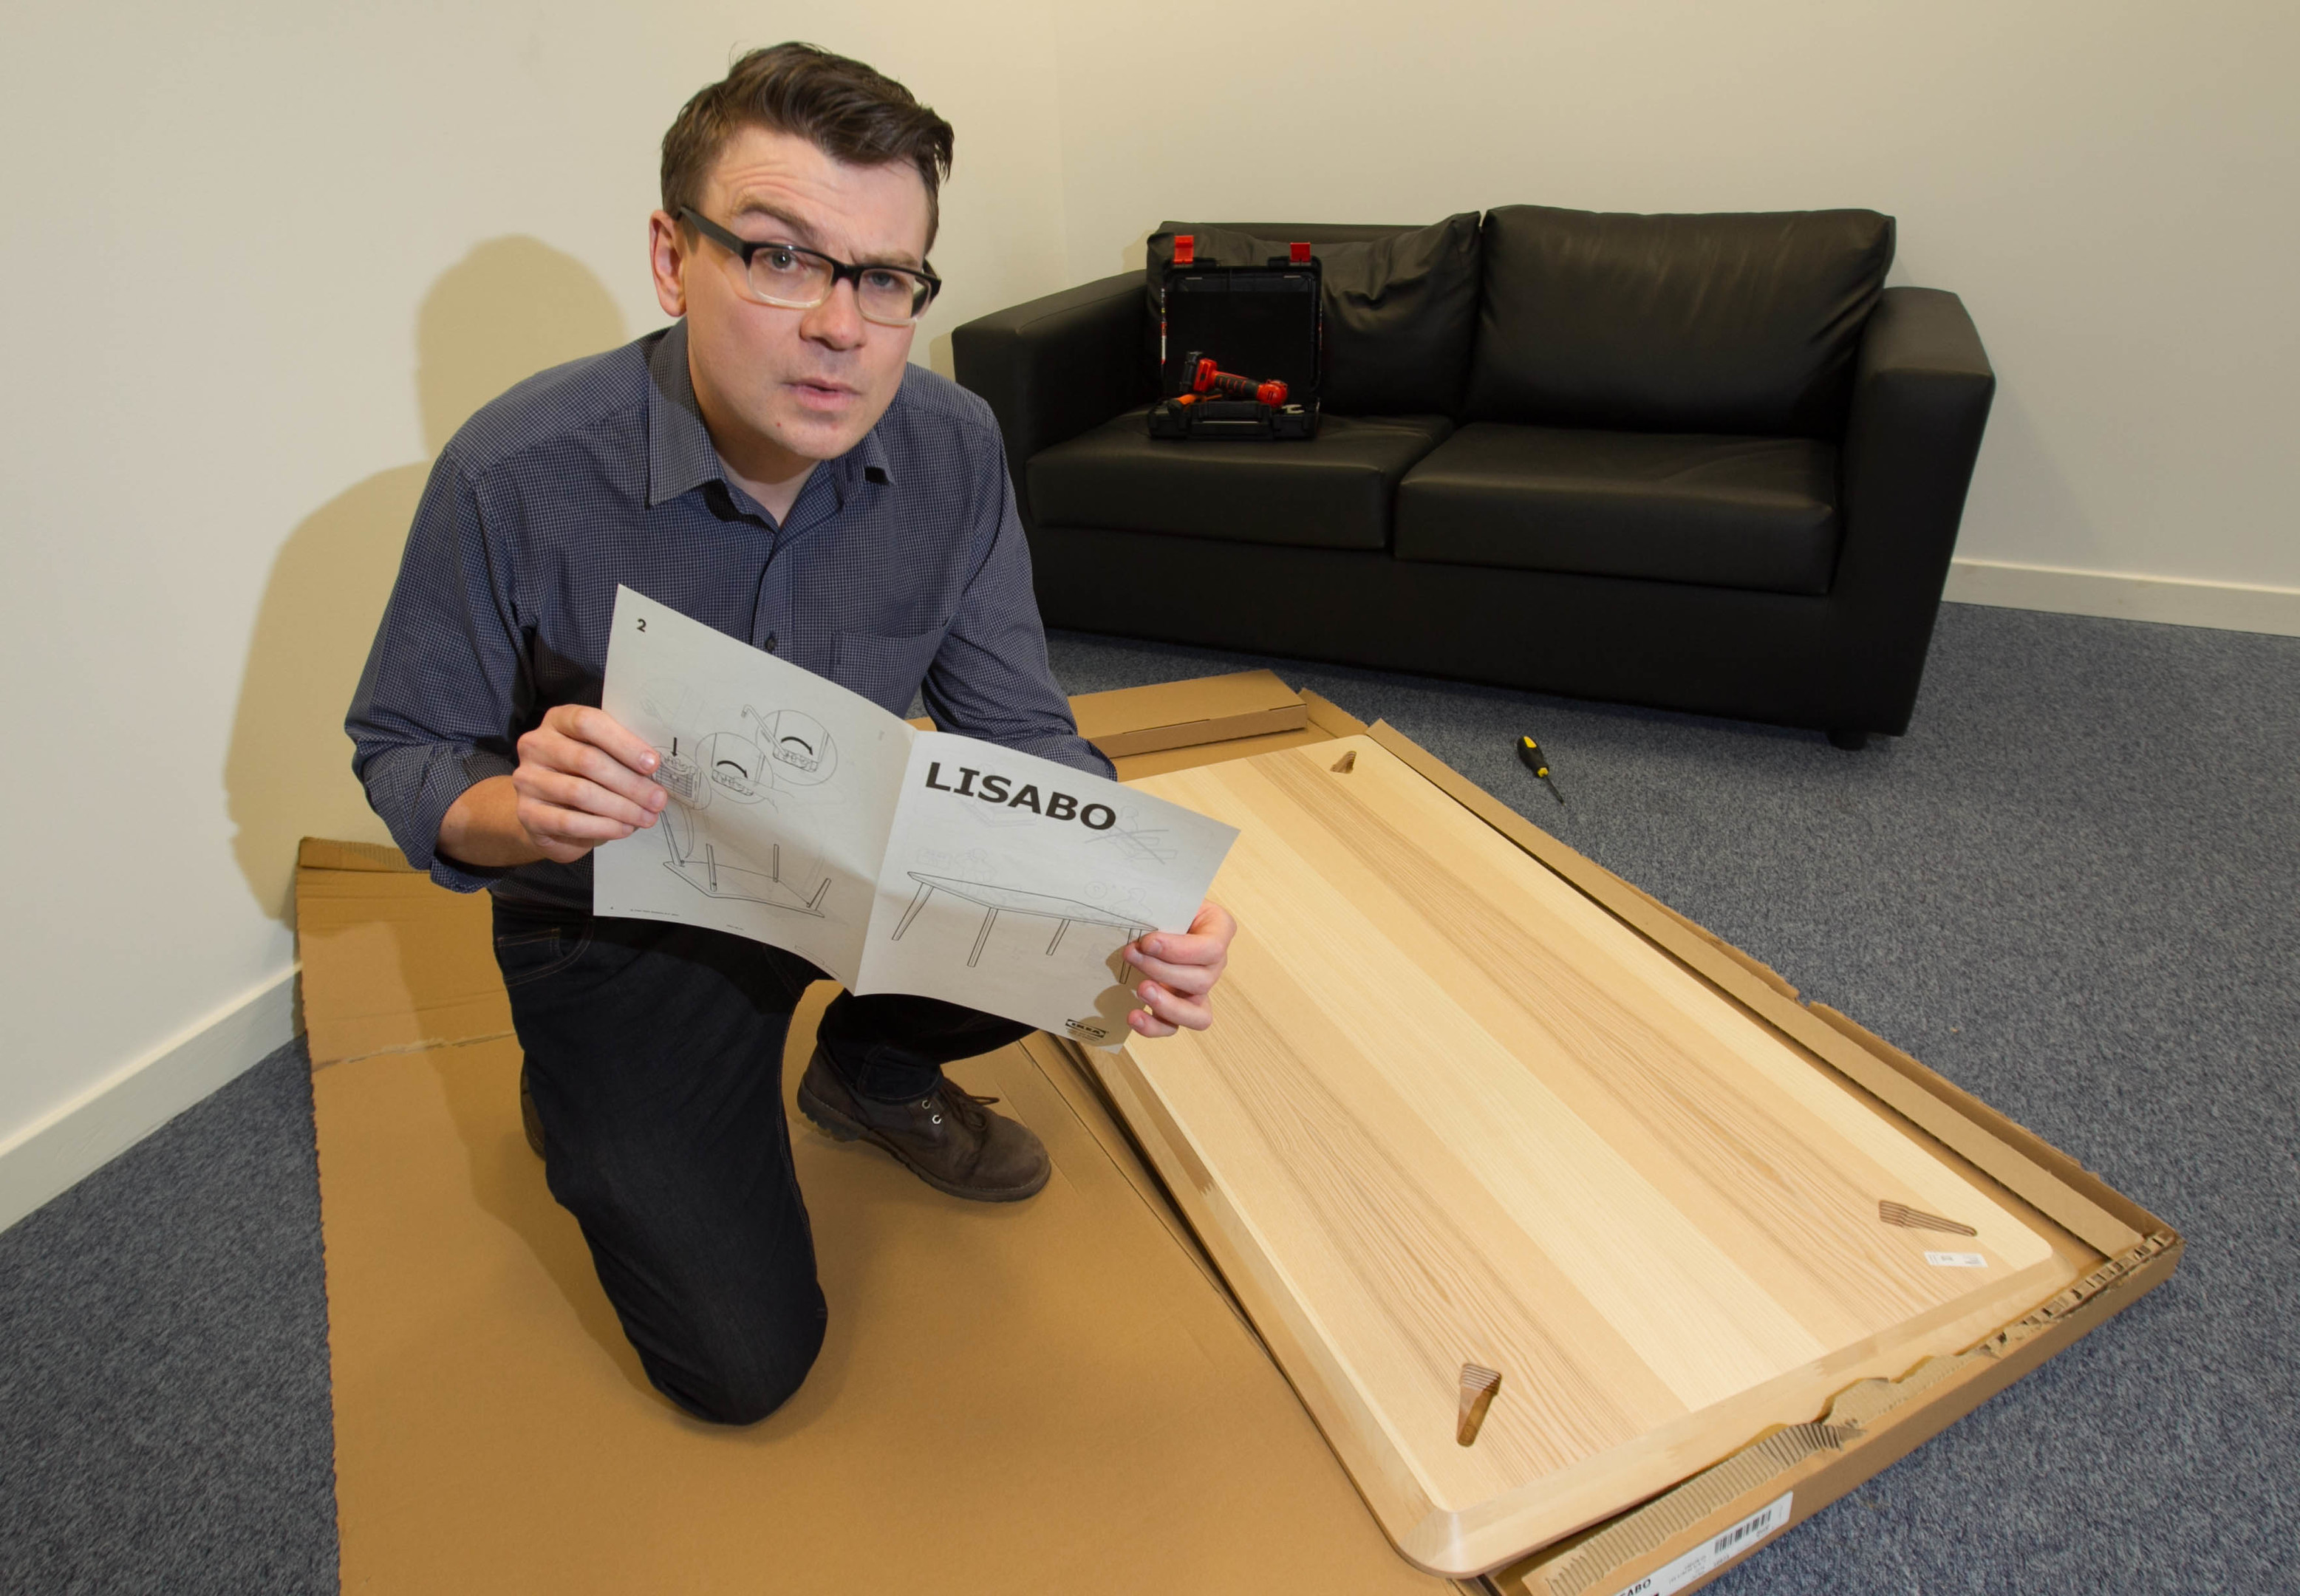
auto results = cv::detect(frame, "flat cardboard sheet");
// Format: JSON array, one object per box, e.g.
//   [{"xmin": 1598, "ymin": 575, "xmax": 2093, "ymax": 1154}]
[
  {"xmin": 296, "ymin": 837, "xmax": 508, "ymax": 1065},
  {"xmin": 296, "ymin": 675, "xmax": 1460, "ymax": 1596},
  {"xmin": 310, "ymin": 1003, "xmax": 1450, "ymax": 1593}
]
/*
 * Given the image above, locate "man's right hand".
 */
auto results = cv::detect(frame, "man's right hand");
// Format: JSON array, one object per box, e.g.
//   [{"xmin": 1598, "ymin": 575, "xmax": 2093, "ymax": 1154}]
[{"xmin": 437, "ymin": 705, "xmax": 668, "ymax": 869}]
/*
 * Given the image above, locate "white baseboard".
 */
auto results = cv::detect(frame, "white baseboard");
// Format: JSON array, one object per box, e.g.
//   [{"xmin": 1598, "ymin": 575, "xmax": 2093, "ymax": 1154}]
[
  {"xmin": 0, "ymin": 966, "xmax": 300, "ymax": 1235},
  {"xmin": 1945, "ymin": 559, "xmax": 2300, "ymax": 638}
]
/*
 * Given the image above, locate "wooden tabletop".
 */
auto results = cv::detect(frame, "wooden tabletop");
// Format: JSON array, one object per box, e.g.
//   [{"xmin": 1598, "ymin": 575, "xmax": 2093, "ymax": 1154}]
[{"xmin": 1102, "ymin": 736, "xmax": 2086, "ymax": 1576}]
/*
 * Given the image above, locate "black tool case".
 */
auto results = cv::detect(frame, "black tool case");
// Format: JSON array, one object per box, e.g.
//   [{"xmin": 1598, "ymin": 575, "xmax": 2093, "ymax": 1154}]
[{"xmin": 1150, "ymin": 248, "xmax": 1322, "ymax": 440}]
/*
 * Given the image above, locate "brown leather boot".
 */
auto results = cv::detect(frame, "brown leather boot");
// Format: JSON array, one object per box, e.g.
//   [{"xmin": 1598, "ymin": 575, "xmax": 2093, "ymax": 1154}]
[{"xmin": 795, "ymin": 1048, "xmax": 1050, "ymax": 1202}]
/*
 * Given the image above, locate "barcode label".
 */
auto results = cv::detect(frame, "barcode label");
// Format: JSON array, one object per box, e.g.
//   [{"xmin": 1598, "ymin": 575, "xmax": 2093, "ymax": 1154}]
[
  {"xmin": 1603, "ymin": 1492, "xmax": 1794, "ymax": 1596},
  {"xmin": 1925, "ymin": 1250, "xmax": 1988, "ymax": 1268}
]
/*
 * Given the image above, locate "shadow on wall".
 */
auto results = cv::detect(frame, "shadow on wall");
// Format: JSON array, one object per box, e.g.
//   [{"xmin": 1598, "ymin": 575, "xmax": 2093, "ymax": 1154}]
[{"xmin": 223, "ymin": 236, "xmax": 627, "ymax": 923}]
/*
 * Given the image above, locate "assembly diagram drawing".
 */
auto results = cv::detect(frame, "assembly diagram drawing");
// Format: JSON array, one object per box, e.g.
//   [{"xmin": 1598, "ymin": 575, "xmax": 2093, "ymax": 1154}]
[
  {"xmin": 1085, "ymin": 805, "xmax": 1179, "ymax": 866},
  {"xmin": 650, "ymin": 700, "xmax": 840, "ymax": 916},
  {"xmin": 596, "ymin": 587, "xmax": 1241, "ymax": 1041},
  {"xmin": 890, "ymin": 873, "xmax": 1150, "ymax": 969}
]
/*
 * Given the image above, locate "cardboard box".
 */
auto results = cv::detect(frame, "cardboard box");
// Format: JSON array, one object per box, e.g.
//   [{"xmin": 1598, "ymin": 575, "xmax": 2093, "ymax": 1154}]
[
  {"xmin": 1071, "ymin": 667, "xmax": 1308, "ymax": 758},
  {"xmin": 912, "ymin": 668, "xmax": 1314, "ymax": 763},
  {"xmin": 294, "ymin": 677, "xmax": 2175, "ymax": 1595}
]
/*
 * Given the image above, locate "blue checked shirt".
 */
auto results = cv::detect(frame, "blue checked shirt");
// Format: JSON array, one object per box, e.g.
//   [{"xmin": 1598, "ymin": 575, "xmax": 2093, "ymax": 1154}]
[{"xmin": 347, "ymin": 318, "xmax": 1111, "ymax": 909}]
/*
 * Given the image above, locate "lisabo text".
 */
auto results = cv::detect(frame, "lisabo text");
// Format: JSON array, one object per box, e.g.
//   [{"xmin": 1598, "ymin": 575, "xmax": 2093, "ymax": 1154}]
[{"xmin": 924, "ymin": 762, "xmax": 1116, "ymax": 829}]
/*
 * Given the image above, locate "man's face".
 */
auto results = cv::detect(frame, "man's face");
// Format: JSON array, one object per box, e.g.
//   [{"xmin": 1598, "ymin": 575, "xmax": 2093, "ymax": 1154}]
[{"xmin": 650, "ymin": 124, "xmax": 930, "ymax": 473}]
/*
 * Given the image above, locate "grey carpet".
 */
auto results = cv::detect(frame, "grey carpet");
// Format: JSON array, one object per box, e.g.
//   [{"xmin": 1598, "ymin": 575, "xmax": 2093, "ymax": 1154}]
[
  {"xmin": 0, "ymin": 1041, "xmax": 337, "ymax": 1594},
  {"xmin": 1, "ymin": 601, "xmax": 2290, "ymax": 1592}
]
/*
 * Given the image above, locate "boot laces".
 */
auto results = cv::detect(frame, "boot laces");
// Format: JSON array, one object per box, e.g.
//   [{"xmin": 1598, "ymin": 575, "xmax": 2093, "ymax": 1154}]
[{"xmin": 924, "ymin": 1080, "xmax": 997, "ymax": 1133}]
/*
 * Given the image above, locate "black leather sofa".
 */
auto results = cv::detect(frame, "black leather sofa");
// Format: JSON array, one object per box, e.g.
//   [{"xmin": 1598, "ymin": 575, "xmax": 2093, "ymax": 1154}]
[{"xmin": 952, "ymin": 206, "xmax": 1995, "ymax": 745}]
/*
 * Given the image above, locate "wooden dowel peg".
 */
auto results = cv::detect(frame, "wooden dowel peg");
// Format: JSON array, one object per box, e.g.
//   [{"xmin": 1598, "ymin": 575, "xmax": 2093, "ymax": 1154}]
[
  {"xmin": 1878, "ymin": 1198, "xmax": 1977, "ymax": 1237},
  {"xmin": 1458, "ymin": 1363, "xmax": 1501, "ymax": 1446}
]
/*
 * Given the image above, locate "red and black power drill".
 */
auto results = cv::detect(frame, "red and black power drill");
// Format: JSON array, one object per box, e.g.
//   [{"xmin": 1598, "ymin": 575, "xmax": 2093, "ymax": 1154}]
[{"xmin": 1178, "ymin": 352, "xmax": 1288, "ymax": 407}]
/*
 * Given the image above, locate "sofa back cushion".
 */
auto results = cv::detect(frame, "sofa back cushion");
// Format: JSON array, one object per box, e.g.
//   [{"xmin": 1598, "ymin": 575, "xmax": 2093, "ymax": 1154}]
[
  {"xmin": 1146, "ymin": 216, "xmax": 1482, "ymax": 415},
  {"xmin": 1465, "ymin": 206, "xmax": 1894, "ymax": 437}
]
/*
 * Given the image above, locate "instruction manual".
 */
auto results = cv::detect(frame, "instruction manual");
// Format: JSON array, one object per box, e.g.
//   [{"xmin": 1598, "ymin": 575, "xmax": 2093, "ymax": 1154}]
[{"xmin": 591, "ymin": 587, "xmax": 1238, "ymax": 1047}]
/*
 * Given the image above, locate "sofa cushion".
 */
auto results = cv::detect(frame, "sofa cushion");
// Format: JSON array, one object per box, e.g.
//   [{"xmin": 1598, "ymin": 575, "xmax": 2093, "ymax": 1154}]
[
  {"xmin": 1466, "ymin": 206, "xmax": 1894, "ymax": 438},
  {"xmin": 1029, "ymin": 408, "xmax": 1453, "ymax": 550},
  {"xmin": 1395, "ymin": 423, "xmax": 1840, "ymax": 594},
  {"xmin": 1146, "ymin": 217, "xmax": 1482, "ymax": 415}
]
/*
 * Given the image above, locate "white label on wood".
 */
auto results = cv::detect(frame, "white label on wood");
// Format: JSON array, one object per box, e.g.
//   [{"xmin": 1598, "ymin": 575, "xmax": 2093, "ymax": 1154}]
[
  {"xmin": 1604, "ymin": 1491, "xmax": 1795, "ymax": 1596},
  {"xmin": 1925, "ymin": 1251, "xmax": 1990, "ymax": 1269}
]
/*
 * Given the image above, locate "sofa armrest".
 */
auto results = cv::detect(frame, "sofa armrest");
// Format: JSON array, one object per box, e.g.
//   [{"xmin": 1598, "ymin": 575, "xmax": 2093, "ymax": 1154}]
[
  {"xmin": 1835, "ymin": 287, "xmax": 1996, "ymax": 606},
  {"xmin": 952, "ymin": 272, "xmax": 1155, "ymax": 521}
]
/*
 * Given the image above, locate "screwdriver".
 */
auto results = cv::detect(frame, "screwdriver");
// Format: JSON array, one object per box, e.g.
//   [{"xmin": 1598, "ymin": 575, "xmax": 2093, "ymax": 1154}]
[{"xmin": 1517, "ymin": 734, "xmax": 1564, "ymax": 805}]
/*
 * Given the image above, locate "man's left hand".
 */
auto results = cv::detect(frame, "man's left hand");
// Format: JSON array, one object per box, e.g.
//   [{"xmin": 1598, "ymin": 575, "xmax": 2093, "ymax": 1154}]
[{"xmin": 1124, "ymin": 901, "xmax": 1236, "ymax": 1037}]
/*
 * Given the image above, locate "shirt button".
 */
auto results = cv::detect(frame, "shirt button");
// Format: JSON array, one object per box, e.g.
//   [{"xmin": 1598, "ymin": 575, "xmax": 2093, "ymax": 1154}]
[{"xmin": 764, "ymin": 632, "xmax": 778, "ymax": 653}]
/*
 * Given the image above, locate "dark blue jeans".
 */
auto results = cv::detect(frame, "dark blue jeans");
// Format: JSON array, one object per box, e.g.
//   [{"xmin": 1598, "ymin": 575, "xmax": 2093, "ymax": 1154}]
[{"xmin": 492, "ymin": 900, "xmax": 1034, "ymax": 1425}]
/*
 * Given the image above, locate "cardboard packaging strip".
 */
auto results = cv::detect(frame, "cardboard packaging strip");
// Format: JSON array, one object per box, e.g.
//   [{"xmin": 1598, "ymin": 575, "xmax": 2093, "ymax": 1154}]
[{"xmin": 1496, "ymin": 1228, "xmax": 2177, "ymax": 1595}]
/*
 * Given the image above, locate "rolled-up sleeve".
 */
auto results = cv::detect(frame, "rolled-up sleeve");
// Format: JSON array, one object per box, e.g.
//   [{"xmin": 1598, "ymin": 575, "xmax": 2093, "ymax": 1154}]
[
  {"xmin": 345, "ymin": 448, "xmax": 526, "ymax": 892},
  {"xmin": 920, "ymin": 426, "xmax": 1115, "ymax": 781}
]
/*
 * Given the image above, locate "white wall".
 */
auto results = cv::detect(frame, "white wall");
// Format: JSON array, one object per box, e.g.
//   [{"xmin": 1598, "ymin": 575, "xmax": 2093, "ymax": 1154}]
[
  {"xmin": 0, "ymin": 1, "xmax": 1064, "ymax": 1180},
  {"xmin": 3, "ymin": 0, "xmax": 2291, "ymax": 1199},
  {"xmin": 1054, "ymin": 0, "xmax": 2300, "ymax": 593}
]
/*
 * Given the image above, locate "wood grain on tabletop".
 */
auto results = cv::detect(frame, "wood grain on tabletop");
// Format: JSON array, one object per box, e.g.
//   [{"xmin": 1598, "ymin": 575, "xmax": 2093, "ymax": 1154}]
[{"xmin": 1113, "ymin": 735, "xmax": 2086, "ymax": 1572}]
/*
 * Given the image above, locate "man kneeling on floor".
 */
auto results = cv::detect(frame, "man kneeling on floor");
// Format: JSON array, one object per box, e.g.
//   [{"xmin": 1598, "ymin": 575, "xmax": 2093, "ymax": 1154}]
[{"xmin": 346, "ymin": 43, "xmax": 1235, "ymax": 1425}]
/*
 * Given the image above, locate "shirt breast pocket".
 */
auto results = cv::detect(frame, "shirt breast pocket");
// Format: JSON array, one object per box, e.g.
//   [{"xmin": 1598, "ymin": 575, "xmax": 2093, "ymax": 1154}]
[{"xmin": 831, "ymin": 623, "xmax": 946, "ymax": 715}]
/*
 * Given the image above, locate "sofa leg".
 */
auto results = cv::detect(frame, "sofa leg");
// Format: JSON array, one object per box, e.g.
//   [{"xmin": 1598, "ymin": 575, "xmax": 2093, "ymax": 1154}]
[{"xmin": 1826, "ymin": 729, "xmax": 1869, "ymax": 751}]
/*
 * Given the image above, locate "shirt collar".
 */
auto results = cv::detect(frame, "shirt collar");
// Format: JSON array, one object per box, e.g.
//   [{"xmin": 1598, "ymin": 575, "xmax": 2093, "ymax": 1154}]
[
  {"xmin": 646, "ymin": 318, "xmax": 898, "ymax": 511},
  {"xmin": 644, "ymin": 320, "xmax": 722, "ymax": 508}
]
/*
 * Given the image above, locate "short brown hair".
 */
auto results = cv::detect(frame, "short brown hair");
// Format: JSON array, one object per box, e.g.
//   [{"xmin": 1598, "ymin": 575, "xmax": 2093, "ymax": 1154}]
[{"xmin": 661, "ymin": 44, "xmax": 955, "ymax": 253}]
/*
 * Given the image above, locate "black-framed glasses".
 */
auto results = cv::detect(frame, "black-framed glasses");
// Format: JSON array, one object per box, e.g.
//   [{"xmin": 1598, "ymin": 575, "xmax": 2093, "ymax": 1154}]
[{"xmin": 681, "ymin": 208, "xmax": 941, "ymax": 327}]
